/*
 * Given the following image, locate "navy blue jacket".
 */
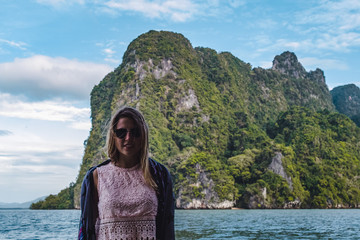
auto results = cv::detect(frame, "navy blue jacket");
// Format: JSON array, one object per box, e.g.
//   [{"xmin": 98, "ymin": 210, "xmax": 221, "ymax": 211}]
[{"xmin": 78, "ymin": 158, "xmax": 175, "ymax": 240}]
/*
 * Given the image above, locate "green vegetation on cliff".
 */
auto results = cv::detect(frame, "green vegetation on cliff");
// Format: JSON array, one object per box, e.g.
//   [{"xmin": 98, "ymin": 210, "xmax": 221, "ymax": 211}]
[
  {"xmin": 33, "ymin": 30, "xmax": 360, "ymax": 209},
  {"xmin": 271, "ymin": 107, "xmax": 360, "ymax": 208},
  {"xmin": 331, "ymin": 84, "xmax": 360, "ymax": 127},
  {"xmin": 30, "ymin": 183, "xmax": 75, "ymax": 209},
  {"xmin": 234, "ymin": 107, "xmax": 360, "ymax": 208}
]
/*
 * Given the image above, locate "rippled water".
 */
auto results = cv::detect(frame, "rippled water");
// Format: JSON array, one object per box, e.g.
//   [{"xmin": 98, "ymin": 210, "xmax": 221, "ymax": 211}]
[
  {"xmin": 0, "ymin": 209, "xmax": 79, "ymax": 239},
  {"xmin": 175, "ymin": 209, "xmax": 360, "ymax": 239},
  {"xmin": 0, "ymin": 209, "xmax": 359, "ymax": 239}
]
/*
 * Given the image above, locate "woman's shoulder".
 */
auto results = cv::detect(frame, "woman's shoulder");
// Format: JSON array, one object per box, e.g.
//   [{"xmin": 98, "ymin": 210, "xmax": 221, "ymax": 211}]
[
  {"xmin": 148, "ymin": 158, "xmax": 171, "ymax": 179},
  {"xmin": 148, "ymin": 158, "xmax": 167, "ymax": 170},
  {"xmin": 84, "ymin": 159, "xmax": 111, "ymax": 179},
  {"xmin": 96, "ymin": 159, "xmax": 112, "ymax": 168}
]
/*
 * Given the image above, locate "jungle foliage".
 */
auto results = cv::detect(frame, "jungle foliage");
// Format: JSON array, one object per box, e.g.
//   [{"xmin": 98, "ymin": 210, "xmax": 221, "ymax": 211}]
[
  {"xmin": 33, "ymin": 30, "xmax": 360, "ymax": 209},
  {"xmin": 331, "ymin": 84, "xmax": 360, "ymax": 127},
  {"xmin": 30, "ymin": 183, "xmax": 75, "ymax": 209}
]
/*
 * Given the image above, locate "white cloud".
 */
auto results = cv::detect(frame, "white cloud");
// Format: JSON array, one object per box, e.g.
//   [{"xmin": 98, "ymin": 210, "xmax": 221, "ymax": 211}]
[
  {"xmin": 104, "ymin": 48, "xmax": 115, "ymax": 55},
  {"xmin": 0, "ymin": 93, "xmax": 91, "ymax": 202},
  {"xmin": 70, "ymin": 121, "xmax": 92, "ymax": 130},
  {"xmin": 256, "ymin": 38, "xmax": 313, "ymax": 54},
  {"xmin": 300, "ymin": 0, "xmax": 360, "ymax": 28},
  {"xmin": 293, "ymin": 0, "xmax": 360, "ymax": 52},
  {"xmin": 36, "ymin": 0, "xmax": 245, "ymax": 22},
  {"xmin": 252, "ymin": 0, "xmax": 360, "ymax": 56},
  {"xmin": 36, "ymin": 0, "xmax": 85, "ymax": 7},
  {"xmin": 316, "ymin": 32, "xmax": 360, "ymax": 51},
  {"xmin": 299, "ymin": 57, "xmax": 349, "ymax": 71},
  {"xmin": 0, "ymin": 39, "xmax": 27, "ymax": 50},
  {"xmin": 103, "ymin": 47, "xmax": 119, "ymax": 63},
  {"xmin": 103, "ymin": 0, "xmax": 200, "ymax": 22},
  {"xmin": 99, "ymin": 0, "xmax": 249, "ymax": 22},
  {"xmin": 0, "ymin": 129, "xmax": 84, "ymax": 202},
  {"xmin": 0, "ymin": 132, "xmax": 80, "ymax": 169},
  {"xmin": 0, "ymin": 130, "xmax": 12, "ymax": 136},
  {"xmin": 0, "ymin": 55, "xmax": 112, "ymax": 100},
  {"xmin": 97, "ymin": 40, "xmax": 125, "ymax": 64},
  {"xmin": 105, "ymin": 57, "xmax": 121, "ymax": 64},
  {"xmin": 0, "ymin": 93, "xmax": 90, "ymax": 129},
  {"xmin": 228, "ymin": 0, "xmax": 246, "ymax": 8}
]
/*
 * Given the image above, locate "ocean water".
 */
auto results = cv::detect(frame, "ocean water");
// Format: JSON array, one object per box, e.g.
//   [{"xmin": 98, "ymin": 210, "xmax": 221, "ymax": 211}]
[
  {"xmin": 0, "ymin": 209, "xmax": 359, "ymax": 239},
  {"xmin": 0, "ymin": 209, "xmax": 79, "ymax": 240},
  {"xmin": 175, "ymin": 209, "xmax": 360, "ymax": 239}
]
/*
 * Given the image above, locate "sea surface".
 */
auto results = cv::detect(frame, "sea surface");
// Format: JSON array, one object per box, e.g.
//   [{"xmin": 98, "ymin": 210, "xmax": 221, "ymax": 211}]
[{"xmin": 0, "ymin": 209, "xmax": 359, "ymax": 239}]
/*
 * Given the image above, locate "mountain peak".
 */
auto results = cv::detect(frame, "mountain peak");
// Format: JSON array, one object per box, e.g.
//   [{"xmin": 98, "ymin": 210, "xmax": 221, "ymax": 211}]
[
  {"xmin": 122, "ymin": 30, "xmax": 195, "ymax": 66},
  {"xmin": 272, "ymin": 51, "xmax": 307, "ymax": 79},
  {"xmin": 308, "ymin": 68, "xmax": 325, "ymax": 84}
]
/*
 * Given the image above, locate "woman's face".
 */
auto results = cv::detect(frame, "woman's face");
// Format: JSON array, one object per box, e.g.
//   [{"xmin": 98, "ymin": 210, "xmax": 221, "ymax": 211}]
[{"xmin": 114, "ymin": 117, "xmax": 142, "ymax": 163}]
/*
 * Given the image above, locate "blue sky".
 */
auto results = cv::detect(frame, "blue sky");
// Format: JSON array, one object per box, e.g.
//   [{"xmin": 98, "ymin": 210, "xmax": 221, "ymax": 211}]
[{"xmin": 0, "ymin": 0, "xmax": 359, "ymax": 203}]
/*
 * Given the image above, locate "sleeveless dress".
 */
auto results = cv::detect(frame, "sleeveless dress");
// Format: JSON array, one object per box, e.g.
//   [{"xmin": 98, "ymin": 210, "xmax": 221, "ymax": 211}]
[{"xmin": 95, "ymin": 162, "xmax": 158, "ymax": 240}]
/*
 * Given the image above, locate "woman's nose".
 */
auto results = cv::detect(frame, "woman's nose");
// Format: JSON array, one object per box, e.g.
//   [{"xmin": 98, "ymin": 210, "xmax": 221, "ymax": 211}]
[{"xmin": 124, "ymin": 131, "xmax": 131, "ymax": 140}]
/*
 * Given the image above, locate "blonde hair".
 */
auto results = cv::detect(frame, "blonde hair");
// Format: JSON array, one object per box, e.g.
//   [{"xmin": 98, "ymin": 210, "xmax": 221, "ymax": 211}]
[{"xmin": 106, "ymin": 106, "xmax": 157, "ymax": 190}]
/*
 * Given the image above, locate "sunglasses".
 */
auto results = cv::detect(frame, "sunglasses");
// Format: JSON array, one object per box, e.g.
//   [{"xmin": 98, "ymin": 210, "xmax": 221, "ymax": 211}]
[{"xmin": 114, "ymin": 128, "xmax": 141, "ymax": 139}]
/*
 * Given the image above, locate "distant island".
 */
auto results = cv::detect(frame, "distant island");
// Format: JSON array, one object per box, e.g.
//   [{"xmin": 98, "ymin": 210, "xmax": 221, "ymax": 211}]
[{"xmin": 1, "ymin": 196, "xmax": 46, "ymax": 209}]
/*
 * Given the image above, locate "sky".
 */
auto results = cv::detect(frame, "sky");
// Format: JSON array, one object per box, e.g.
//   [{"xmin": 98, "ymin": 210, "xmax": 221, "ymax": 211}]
[{"xmin": 0, "ymin": 0, "xmax": 359, "ymax": 203}]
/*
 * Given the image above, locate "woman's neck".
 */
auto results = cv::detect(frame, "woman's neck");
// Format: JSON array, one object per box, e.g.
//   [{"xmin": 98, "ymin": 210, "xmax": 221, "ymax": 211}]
[{"xmin": 113, "ymin": 157, "xmax": 140, "ymax": 168}]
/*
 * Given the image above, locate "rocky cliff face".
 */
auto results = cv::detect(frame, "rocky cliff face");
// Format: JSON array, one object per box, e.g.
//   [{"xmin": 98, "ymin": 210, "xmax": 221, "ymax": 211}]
[
  {"xmin": 176, "ymin": 163, "xmax": 234, "ymax": 209},
  {"xmin": 69, "ymin": 30, "xmax": 358, "ymax": 210},
  {"xmin": 268, "ymin": 152, "xmax": 293, "ymax": 190},
  {"xmin": 272, "ymin": 51, "xmax": 307, "ymax": 79},
  {"xmin": 272, "ymin": 51, "xmax": 326, "ymax": 84},
  {"xmin": 308, "ymin": 68, "xmax": 325, "ymax": 84},
  {"xmin": 245, "ymin": 151, "xmax": 299, "ymax": 209}
]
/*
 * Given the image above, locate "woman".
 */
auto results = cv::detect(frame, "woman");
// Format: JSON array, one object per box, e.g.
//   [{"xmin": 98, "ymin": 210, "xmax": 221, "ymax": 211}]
[{"xmin": 78, "ymin": 107, "xmax": 174, "ymax": 240}]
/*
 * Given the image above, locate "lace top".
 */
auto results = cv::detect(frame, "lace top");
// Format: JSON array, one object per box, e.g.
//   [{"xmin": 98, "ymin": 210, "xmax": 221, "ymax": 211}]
[{"xmin": 95, "ymin": 162, "xmax": 158, "ymax": 240}]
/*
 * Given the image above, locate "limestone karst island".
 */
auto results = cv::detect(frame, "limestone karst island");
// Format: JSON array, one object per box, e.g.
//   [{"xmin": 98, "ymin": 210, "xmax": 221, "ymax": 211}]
[{"xmin": 31, "ymin": 30, "xmax": 360, "ymax": 210}]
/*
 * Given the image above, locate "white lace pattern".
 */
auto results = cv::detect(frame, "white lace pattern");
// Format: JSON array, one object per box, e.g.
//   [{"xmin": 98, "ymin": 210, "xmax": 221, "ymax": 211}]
[{"xmin": 95, "ymin": 162, "xmax": 158, "ymax": 240}]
